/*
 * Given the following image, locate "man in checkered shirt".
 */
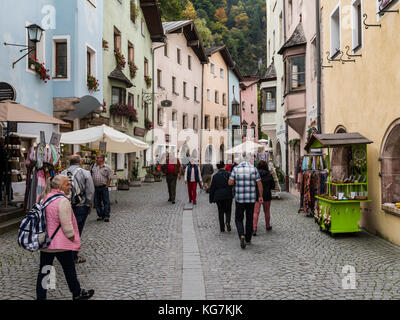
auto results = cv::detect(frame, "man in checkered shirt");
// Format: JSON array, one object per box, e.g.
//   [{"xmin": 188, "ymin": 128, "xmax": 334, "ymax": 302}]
[{"xmin": 229, "ymin": 153, "xmax": 264, "ymax": 249}]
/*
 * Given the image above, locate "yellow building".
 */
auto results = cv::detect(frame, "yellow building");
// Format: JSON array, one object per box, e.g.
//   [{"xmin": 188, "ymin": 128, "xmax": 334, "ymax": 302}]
[
  {"xmin": 321, "ymin": 0, "xmax": 400, "ymax": 245},
  {"xmin": 202, "ymin": 46, "xmax": 234, "ymax": 165}
]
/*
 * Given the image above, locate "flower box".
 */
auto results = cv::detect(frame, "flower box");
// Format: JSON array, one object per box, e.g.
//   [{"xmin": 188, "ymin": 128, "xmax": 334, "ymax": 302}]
[
  {"xmin": 87, "ymin": 74, "xmax": 100, "ymax": 91},
  {"xmin": 114, "ymin": 49, "xmax": 126, "ymax": 70},
  {"xmin": 29, "ymin": 58, "xmax": 50, "ymax": 83},
  {"xmin": 144, "ymin": 75, "xmax": 152, "ymax": 88},
  {"xmin": 110, "ymin": 103, "xmax": 138, "ymax": 122},
  {"xmin": 129, "ymin": 62, "xmax": 138, "ymax": 78}
]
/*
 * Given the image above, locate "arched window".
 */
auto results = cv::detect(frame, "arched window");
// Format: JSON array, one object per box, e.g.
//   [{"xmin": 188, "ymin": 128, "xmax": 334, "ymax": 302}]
[{"xmin": 381, "ymin": 119, "xmax": 400, "ymax": 206}]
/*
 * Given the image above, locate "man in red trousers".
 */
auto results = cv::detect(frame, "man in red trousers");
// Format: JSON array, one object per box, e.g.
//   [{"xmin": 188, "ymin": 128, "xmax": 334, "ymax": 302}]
[{"xmin": 184, "ymin": 158, "xmax": 203, "ymax": 205}]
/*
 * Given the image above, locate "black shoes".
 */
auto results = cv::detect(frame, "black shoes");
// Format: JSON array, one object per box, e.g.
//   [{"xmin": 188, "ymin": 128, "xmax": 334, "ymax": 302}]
[
  {"xmin": 97, "ymin": 217, "xmax": 104, "ymax": 221},
  {"xmin": 266, "ymin": 226, "xmax": 272, "ymax": 231},
  {"xmin": 168, "ymin": 199, "xmax": 172, "ymax": 202},
  {"xmin": 73, "ymin": 289, "xmax": 95, "ymax": 300},
  {"xmin": 172, "ymin": 201, "xmax": 176, "ymax": 204},
  {"xmin": 253, "ymin": 230, "xmax": 257, "ymax": 236},
  {"xmin": 104, "ymin": 218, "xmax": 110, "ymax": 222},
  {"xmin": 226, "ymin": 223, "xmax": 231, "ymax": 232},
  {"xmin": 240, "ymin": 236, "xmax": 246, "ymax": 249}
]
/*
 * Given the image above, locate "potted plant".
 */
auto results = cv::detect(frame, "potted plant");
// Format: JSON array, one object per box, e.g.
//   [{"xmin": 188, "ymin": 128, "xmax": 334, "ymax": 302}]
[
  {"xmin": 102, "ymin": 39, "xmax": 109, "ymax": 50},
  {"xmin": 87, "ymin": 74, "xmax": 100, "ymax": 91},
  {"xmin": 131, "ymin": 157, "xmax": 141, "ymax": 187},
  {"xmin": 129, "ymin": 62, "xmax": 138, "ymax": 78},
  {"xmin": 151, "ymin": 164, "xmax": 162, "ymax": 182},
  {"xmin": 144, "ymin": 75, "xmax": 152, "ymax": 88},
  {"xmin": 29, "ymin": 58, "xmax": 50, "ymax": 83},
  {"xmin": 114, "ymin": 48, "xmax": 126, "ymax": 69},
  {"xmin": 117, "ymin": 179, "xmax": 130, "ymax": 190},
  {"xmin": 144, "ymin": 166, "xmax": 155, "ymax": 183},
  {"xmin": 145, "ymin": 118, "xmax": 154, "ymax": 131}
]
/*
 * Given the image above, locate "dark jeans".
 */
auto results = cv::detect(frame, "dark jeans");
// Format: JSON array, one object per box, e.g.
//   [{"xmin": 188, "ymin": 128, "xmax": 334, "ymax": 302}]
[
  {"xmin": 94, "ymin": 186, "xmax": 110, "ymax": 219},
  {"xmin": 216, "ymin": 199, "xmax": 232, "ymax": 231},
  {"xmin": 235, "ymin": 202, "xmax": 255, "ymax": 242},
  {"xmin": 72, "ymin": 205, "xmax": 91, "ymax": 260},
  {"xmin": 166, "ymin": 175, "xmax": 178, "ymax": 201},
  {"xmin": 36, "ymin": 251, "xmax": 81, "ymax": 300}
]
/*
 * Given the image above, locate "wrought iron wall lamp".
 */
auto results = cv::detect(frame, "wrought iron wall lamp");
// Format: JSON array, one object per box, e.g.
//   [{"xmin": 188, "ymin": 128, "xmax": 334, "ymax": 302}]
[
  {"xmin": 4, "ymin": 24, "xmax": 44, "ymax": 68},
  {"xmin": 363, "ymin": 14, "xmax": 381, "ymax": 29}
]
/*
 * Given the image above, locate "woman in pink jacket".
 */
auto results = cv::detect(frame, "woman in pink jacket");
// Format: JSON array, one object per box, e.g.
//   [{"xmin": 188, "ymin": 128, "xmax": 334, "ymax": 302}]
[{"xmin": 36, "ymin": 175, "xmax": 94, "ymax": 300}]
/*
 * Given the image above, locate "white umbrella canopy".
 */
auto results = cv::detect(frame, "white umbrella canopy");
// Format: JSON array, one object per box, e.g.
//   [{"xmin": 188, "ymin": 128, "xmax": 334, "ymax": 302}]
[
  {"xmin": 225, "ymin": 140, "xmax": 264, "ymax": 154},
  {"xmin": 258, "ymin": 139, "xmax": 269, "ymax": 144},
  {"xmin": 60, "ymin": 124, "xmax": 149, "ymax": 153}
]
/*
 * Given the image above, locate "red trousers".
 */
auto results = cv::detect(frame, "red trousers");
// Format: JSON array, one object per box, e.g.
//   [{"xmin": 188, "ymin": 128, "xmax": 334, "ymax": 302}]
[
  {"xmin": 253, "ymin": 200, "xmax": 271, "ymax": 230},
  {"xmin": 187, "ymin": 182, "xmax": 198, "ymax": 203}
]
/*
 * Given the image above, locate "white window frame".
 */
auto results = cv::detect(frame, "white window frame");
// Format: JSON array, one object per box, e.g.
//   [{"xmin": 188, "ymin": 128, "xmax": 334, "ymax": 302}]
[
  {"xmin": 220, "ymin": 68, "xmax": 224, "ymax": 79},
  {"xmin": 86, "ymin": 44, "xmax": 97, "ymax": 78},
  {"xmin": 210, "ymin": 63, "xmax": 215, "ymax": 74},
  {"xmin": 330, "ymin": 2, "xmax": 341, "ymax": 58},
  {"xmin": 207, "ymin": 89, "xmax": 211, "ymax": 101},
  {"xmin": 52, "ymin": 35, "xmax": 71, "ymax": 81},
  {"xmin": 352, "ymin": 0, "xmax": 363, "ymax": 52}
]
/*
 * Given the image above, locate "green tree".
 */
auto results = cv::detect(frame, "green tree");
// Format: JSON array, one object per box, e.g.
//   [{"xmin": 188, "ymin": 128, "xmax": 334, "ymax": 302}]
[{"xmin": 182, "ymin": 0, "xmax": 198, "ymax": 20}]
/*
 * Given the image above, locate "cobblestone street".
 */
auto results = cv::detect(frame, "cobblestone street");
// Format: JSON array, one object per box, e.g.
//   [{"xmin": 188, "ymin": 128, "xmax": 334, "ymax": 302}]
[{"xmin": 1, "ymin": 180, "xmax": 400, "ymax": 300}]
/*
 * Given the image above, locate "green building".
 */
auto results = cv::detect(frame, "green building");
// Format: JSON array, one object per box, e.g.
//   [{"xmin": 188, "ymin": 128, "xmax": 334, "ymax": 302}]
[{"xmin": 102, "ymin": 0, "xmax": 164, "ymax": 180}]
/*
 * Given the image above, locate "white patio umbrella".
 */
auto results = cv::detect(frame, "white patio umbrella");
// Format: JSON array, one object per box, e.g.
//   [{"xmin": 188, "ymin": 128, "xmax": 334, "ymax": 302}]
[
  {"xmin": 60, "ymin": 124, "xmax": 149, "ymax": 153},
  {"xmin": 258, "ymin": 139, "xmax": 269, "ymax": 144},
  {"xmin": 225, "ymin": 140, "xmax": 264, "ymax": 154}
]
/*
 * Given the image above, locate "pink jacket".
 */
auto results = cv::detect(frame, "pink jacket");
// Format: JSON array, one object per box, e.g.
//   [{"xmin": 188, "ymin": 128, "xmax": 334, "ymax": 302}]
[{"xmin": 44, "ymin": 190, "xmax": 81, "ymax": 251}]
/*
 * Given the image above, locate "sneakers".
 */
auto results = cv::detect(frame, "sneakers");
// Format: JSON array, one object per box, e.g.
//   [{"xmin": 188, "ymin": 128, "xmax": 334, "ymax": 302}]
[
  {"xmin": 73, "ymin": 289, "xmax": 95, "ymax": 300},
  {"xmin": 226, "ymin": 223, "xmax": 231, "ymax": 232},
  {"xmin": 240, "ymin": 236, "xmax": 246, "ymax": 249}
]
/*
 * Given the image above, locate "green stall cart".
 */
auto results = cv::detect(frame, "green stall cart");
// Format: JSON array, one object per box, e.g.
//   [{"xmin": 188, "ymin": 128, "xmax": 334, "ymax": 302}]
[{"xmin": 305, "ymin": 133, "xmax": 373, "ymax": 235}]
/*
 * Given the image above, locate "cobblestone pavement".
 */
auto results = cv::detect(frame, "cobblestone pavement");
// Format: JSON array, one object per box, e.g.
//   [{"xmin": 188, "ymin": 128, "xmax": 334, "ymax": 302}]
[{"xmin": 1, "ymin": 180, "xmax": 400, "ymax": 300}]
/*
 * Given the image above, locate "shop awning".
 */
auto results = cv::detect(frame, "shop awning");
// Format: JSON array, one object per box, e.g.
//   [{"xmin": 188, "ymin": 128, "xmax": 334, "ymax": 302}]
[
  {"xmin": 0, "ymin": 100, "xmax": 66, "ymax": 124},
  {"xmin": 225, "ymin": 140, "xmax": 264, "ymax": 154},
  {"xmin": 60, "ymin": 124, "xmax": 150, "ymax": 153},
  {"xmin": 305, "ymin": 133, "xmax": 373, "ymax": 151}
]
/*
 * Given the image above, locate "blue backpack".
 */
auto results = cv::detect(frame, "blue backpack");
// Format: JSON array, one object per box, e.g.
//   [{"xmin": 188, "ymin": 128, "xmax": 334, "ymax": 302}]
[{"xmin": 18, "ymin": 194, "xmax": 66, "ymax": 252}]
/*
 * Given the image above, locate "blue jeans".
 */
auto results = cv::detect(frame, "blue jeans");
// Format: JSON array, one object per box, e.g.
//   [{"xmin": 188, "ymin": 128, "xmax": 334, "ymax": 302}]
[
  {"xmin": 72, "ymin": 205, "xmax": 91, "ymax": 260},
  {"xmin": 94, "ymin": 186, "xmax": 110, "ymax": 219}
]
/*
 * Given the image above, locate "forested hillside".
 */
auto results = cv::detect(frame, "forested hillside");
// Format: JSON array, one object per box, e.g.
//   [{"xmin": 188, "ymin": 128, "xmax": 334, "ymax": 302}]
[{"xmin": 158, "ymin": 0, "xmax": 267, "ymax": 76}]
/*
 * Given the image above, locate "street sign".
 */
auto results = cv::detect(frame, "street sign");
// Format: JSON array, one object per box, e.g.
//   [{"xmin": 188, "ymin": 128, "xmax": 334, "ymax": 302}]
[{"xmin": 0, "ymin": 82, "xmax": 16, "ymax": 101}]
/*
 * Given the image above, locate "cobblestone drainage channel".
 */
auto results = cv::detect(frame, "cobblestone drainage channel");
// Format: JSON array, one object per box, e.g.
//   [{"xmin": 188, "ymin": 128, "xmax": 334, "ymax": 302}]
[{"xmin": 182, "ymin": 205, "xmax": 206, "ymax": 300}]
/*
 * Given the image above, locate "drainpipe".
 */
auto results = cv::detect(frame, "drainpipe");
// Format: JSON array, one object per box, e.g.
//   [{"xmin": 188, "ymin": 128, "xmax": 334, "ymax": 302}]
[
  {"xmin": 316, "ymin": 0, "xmax": 322, "ymax": 134},
  {"xmin": 200, "ymin": 63, "xmax": 204, "ymax": 166},
  {"xmin": 283, "ymin": 0, "xmax": 289, "ymax": 191}
]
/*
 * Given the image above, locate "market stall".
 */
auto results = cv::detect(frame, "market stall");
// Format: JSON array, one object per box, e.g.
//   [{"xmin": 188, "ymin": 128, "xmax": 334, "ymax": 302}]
[
  {"xmin": 0, "ymin": 100, "xmax": 66, "ymax": 208},
  {"xmin": 60, "ymin": 124, "xmax": 150, "ymax": 202},
  {"xmin": 305, "ymin": 133, "xmax": 373, "ymax": 235}
]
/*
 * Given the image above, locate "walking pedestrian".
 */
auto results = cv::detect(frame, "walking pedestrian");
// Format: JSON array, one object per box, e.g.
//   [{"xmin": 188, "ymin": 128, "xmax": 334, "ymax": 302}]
[
  {"xmin": 201, "ymin": 160, "xmax": 214, "ymax": 192},
  {"xmin": 228, "ymin": 153, "xmax": 264, "ymax": 249},
  {"xmin": 184, "ymin": 158, "xmax": 203, "ymax": 205},
  {"xmin": 163, "ymin": 152, "xmax": 181, "ymax": 204},
  {"xmin": 36, "ymin": 175, "xmax": 94, "ymax": 300},
  {"xmin": 209, "ymin": 161, "xmax": 233, "ymax": 232},
  {"xmin": 61, "ymin": 155, "xmax": 94, "ymax": 264},
  {"xmin": 91, "ymin": 154, "xmax": 113, "ymax": 222},
  {"xmin": 253, "ymin": 160, "xmax": 275, "ymax": 236}
]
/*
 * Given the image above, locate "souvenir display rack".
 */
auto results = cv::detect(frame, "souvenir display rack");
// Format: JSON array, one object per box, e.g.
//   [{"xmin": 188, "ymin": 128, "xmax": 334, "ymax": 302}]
[{"xmin": 305, "ymin": 133, "xmax": 373, "ymax": 235}]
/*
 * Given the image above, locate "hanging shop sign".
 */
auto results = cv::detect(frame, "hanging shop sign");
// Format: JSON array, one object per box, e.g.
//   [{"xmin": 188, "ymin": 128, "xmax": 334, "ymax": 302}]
[
  {"xmin": 0, "ymin": 82, "xmax": 16, "ymax": 101},
  {"xmin": 161, "ymin": 100, "xmax": 172, "ymax": 107},
  {"xmin": 134, "ymin": 127, "xmax": 146, "ymax": 137},
  {"xmin": 50, "ymin": 132, "xmax": 61, "ymax": 147}
]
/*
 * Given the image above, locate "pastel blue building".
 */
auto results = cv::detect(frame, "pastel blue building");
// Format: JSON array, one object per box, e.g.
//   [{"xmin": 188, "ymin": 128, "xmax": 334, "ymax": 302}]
[
  {"xmin": 0, "ymin": 0, "xmax": 103, "ymax": 144},
  {"xmin": 228, "ymin": 65, "xmax": 242, "ymax": 151}
]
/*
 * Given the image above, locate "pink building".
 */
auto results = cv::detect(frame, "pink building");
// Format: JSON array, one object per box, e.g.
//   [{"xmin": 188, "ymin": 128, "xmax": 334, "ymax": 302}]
[
  {"xmin": 153, "ymin": 21, "xmax": 208, "ymax": 165},
  {"xmin": 240, "ymin": 76, "xmax": 259, "ymax": 143}
]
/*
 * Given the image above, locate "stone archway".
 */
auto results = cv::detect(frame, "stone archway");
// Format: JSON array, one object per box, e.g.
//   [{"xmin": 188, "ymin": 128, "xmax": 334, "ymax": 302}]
[
  {"xmin": 205, "ymin": 144, "xmax": 216, "ymax": 166},
  {"xmin": 276, "ymin": 141, "xmax": 282, "ymax": 169},
  {"xmin": 219, "ymin": 144, "xmax": 225, "ymax": 163}
]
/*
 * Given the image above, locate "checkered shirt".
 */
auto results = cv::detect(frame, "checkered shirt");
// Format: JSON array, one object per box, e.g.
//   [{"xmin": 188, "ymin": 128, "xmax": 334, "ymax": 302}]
[{"xmin": 229, "ymin": 162, "xmax": 261, "ymax": 203}]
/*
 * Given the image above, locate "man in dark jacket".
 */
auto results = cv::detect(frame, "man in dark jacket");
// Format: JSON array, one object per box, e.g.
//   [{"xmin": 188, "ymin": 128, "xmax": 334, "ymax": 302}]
[{"xmin": 209, "ymin": 161, "xmax": 234, "ymax": 232}]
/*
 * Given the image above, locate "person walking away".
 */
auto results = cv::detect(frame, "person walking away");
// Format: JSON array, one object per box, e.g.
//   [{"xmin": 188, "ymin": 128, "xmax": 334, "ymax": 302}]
[
  {"xmin": 229, "ymin": 153, "xmax": 263, "ymax": 249},
  {"xmin": 61, "ymin": 155, "xmax": 94, "ymax": 264},
  {"xmin": 91, "ymin": 154, "xmax": 113, "ymax": 222},
  {"xmin": 185, "ymin": 158, "xmax": 203, "ymax": 205},
  {"xmin": 253, "ymin": 160, "xmax": 275, "ymax": 236},
  {"xmin": 209, "ymin": 161, "xmax": 233, "ymax": 232},
  {"xmin": 36, "ymin": 175, "xmax": 94, "ymax": 300},
  {"xmin": 201, "ymin": 160, "xmax": 214, "ymax": 193},
  {"xmin": 225, "ymin": 159, "xmax": 233, "ymax": 173},
  {"xmin": 163, "ymin": 153, "xmax": 181, "ymax": 204}
]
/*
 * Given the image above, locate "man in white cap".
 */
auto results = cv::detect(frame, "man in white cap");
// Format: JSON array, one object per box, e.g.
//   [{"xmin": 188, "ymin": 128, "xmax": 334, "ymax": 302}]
[{"xmin": 184, "ymin": 158, "xmax": 203, "ymax": 205}]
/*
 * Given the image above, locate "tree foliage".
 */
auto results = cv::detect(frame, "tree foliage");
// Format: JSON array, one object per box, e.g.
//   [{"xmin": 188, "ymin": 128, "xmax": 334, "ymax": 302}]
[{"xmin": 159, "ymin": 0, "xmax": 266, "ymax": 75}]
